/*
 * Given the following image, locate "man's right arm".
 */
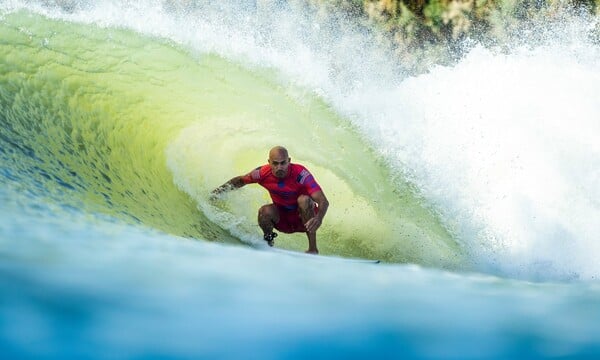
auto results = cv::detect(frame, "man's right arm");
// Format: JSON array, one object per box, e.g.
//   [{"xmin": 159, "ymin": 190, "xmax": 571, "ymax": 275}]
[{"xmin": 211, "ymin": 176, "xmax": 247, "ymax": 197}]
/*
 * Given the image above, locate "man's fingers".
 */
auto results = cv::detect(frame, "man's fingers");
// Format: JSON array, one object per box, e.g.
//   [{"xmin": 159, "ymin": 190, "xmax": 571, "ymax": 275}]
[
  {"xmin": 306, "ymin": 218, "xmax": 321, "ymax": 232},
  {"xmin": 305, "ymin": 219, "xmax": 312, "ymax": 232}
]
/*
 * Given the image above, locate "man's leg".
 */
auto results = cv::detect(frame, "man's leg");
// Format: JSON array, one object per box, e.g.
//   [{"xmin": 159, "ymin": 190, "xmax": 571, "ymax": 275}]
[
  {"xmin": 298, "ymin": 195, "xmax": 318, "ymax": 254},
  {"xmin": 258, "ymin": 204, "xmax": 279, "ymax": 246}
]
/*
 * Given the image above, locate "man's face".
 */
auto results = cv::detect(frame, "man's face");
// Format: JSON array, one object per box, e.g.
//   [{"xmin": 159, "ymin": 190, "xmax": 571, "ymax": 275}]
[{"xmin": 269, "ymin": 152, "xmax": 290, "ymax": 178}]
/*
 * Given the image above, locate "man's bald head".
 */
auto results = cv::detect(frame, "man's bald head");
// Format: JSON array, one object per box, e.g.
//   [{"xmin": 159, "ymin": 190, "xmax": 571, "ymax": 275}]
[
  {"xmin": 268, "ymin": 146, "xmax": 291, "ymax": 178},
  {"xmin": 269, "ymin": 146, "xmax": 288, "ymax": 159}
]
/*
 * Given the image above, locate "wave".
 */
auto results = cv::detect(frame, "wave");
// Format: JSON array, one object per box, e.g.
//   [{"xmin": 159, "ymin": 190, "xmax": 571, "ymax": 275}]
[
  {"xmin": 1, "ymin": 1, "xmax": 599, "ymax": 281},
  {"xmin": 0, "ymin": 10, "xmax": 467, "ymax": 269}
]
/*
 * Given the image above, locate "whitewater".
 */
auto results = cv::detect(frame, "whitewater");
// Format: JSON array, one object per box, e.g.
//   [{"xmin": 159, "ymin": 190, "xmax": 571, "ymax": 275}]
[{"xmin": 1, "ymin": 0, "xmax": 599, "ymax": 358}]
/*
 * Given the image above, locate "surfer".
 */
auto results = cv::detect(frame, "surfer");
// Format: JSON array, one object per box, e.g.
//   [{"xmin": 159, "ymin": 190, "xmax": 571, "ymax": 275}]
[{"xmin": 211, "ymin": 146, "xmax": 329, "ymax": 254}]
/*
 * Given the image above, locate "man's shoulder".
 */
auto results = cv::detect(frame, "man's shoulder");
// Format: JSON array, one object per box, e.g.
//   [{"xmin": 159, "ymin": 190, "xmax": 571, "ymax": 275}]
[
  {"xmin": 245, "ymin": 164, "xmax": 271, "ymax": 183},
  {"xmin": 289, "ymin": 163, "xmax": 309, "ymax": 173},
  {"xmin": 290, "ymin": 163, "xmax": 318, "ymax": 186},
  {"xmin": 257, "ymin": 164, "xmax": 273, "ymax": 179}
]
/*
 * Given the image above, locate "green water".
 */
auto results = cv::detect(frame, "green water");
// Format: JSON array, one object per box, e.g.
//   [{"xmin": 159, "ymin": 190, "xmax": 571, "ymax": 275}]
[{"xmin": 0, "ymin": 11, "xmax": 468, "ymax": 268}]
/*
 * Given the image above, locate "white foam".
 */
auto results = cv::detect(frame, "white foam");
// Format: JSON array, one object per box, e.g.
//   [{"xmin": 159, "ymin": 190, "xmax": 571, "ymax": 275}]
[{"xmin": 346, "ymin": 43, "xmax": 600, "ymax": 280}]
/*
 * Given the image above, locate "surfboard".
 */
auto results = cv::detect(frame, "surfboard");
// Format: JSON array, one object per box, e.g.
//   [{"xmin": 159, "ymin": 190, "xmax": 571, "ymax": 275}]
[{"xmin": 270, "ymin": 247, "xmax": 381, "ymax": 264}]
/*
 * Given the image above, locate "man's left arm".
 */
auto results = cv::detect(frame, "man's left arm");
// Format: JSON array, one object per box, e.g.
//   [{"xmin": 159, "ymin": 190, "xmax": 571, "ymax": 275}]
[{"xmin": 305, "ymin": 190, "xmax": 329, "ymax": 233}]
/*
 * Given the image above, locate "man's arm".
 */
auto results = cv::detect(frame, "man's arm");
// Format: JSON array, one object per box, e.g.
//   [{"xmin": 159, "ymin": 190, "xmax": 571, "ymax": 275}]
[
  {"xmin": 304, "ymin": 190, "xmax": 329, "ymax": 233},
  {"xmin": 211, "ymin": 176, "xmax": 247, "ymax": 197}
]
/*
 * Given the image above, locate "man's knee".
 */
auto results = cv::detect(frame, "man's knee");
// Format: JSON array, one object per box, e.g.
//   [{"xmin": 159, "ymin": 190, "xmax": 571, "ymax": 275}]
[
  {"xmin": 258, "ymin": 204, "xmax": 278, "ymax": 221},
  {"xmin": 297, "ymin": 195, "xmax": 312, "ymax": 210}
]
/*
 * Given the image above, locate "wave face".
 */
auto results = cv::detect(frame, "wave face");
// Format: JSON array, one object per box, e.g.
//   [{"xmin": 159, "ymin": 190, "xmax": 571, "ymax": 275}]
[
  {"xmin": 1, "ymin": 1, "xmax": 600, "ymax": 359},
  {"xmin": 0, "ymin": 9, "xmax": 466, "ymax": 267},
  {"xmin": 0, "ymin": 10, "xmax": 237, "ymax": 242}
]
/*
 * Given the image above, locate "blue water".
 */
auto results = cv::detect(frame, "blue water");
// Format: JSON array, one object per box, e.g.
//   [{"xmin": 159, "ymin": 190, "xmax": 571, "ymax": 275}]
[{"xmin": 1, "ymin": 1, "xmax": 600, "ymax": 359}]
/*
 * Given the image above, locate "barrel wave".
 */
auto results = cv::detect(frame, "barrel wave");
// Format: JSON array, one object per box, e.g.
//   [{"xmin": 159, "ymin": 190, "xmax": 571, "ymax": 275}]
[
  {"xmin": 0, "ymin": 11, "xmax": 466, "ymax": 267},
  {"xmin": 2, "ymin": 3, "xmax": 600, "ymax": 359}
]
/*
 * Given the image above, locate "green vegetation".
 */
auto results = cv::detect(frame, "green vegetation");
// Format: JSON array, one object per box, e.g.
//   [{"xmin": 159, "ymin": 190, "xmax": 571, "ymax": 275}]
[{"xmin": 303, "ymin": 0, "xmax": 599, "ymax": 72}]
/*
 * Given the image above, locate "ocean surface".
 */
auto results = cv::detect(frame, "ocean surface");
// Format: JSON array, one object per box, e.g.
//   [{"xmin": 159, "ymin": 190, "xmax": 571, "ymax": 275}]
[{"xmin": 1, "ymin": 1, "xmax": 599, "ymax": 358}]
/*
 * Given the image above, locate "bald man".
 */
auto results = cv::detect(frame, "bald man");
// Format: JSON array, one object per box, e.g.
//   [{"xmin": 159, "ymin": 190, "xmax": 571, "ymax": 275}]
[{"xmin": 212, "ymin": 146, "xmax": 329, "ymax": 254}]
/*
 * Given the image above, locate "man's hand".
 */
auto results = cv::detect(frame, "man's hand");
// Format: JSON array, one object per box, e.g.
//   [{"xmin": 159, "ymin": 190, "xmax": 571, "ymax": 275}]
[
  {"xmin": 209, "ymin": 188, "xmax": 225, "ymax": 202},
  {"xmin": 304, "ymin": 217, "xmax": 322, "ymax": 233},
  {"xmin": 210, "ymin": 176, "xmax": 246, "ymax": 201}
]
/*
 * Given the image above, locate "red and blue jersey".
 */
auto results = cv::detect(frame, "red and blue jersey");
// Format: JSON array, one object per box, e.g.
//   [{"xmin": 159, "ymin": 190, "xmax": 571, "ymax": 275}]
[{"xmin": 241, "ymin": 163, "xmax": 322, "ymax": 211}]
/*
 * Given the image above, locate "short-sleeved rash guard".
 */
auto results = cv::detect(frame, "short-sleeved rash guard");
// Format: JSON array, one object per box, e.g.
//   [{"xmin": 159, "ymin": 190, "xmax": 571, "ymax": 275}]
[{"xmin": 241, "ymin": 163, "xmax": 322, "ymax": 211}]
